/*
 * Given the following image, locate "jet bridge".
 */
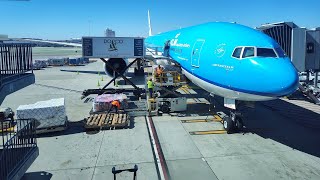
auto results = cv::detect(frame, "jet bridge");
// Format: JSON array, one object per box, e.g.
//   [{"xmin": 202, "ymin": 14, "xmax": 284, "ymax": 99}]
[
  {"xmin": 257, "ymin": 22, "xmax": 320, "ymax": 104},
  {"xmin": 257, "ymin": 22, "xmax": 320, "ymax": 72}
]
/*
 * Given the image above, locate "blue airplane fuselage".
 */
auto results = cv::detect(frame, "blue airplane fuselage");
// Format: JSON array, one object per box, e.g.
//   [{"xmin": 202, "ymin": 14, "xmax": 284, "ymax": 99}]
[{"xmin": 145, "ymin": 22, "xmax": 299, "ymax": 101}]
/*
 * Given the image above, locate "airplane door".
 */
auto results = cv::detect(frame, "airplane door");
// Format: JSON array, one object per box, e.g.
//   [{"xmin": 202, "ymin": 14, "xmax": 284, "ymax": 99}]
[{"xmin": 191, "ymin": 39, "xmax": 205, "ymax": 68}]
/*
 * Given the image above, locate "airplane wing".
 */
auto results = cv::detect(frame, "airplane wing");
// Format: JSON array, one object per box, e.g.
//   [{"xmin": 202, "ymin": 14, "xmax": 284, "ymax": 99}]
[{"xmin": 23, "ymin": 39, "xmax": 82, "ymax": 47}]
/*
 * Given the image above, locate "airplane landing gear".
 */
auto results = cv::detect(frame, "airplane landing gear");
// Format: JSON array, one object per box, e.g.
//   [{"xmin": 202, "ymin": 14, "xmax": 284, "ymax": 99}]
[
  {"xmin": 222, "ymin": 116, "xmax": 233, "ymax": 133},
  {"xmin": 222, "ymin": 111, "xmax": 243, "ymax": 134},
  {"xmin": 230, "ymin": 110, "xmax": 243, "ymax": 132},
  {"xmin": 221, "ymin": 98, "xmax": 245, "ymax": 133}
]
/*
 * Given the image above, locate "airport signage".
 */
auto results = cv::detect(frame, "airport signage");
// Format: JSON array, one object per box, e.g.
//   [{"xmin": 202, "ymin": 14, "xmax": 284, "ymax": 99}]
[{"xmin": 82, "ymin": 37, "xmax": 145, "ymax": 58}]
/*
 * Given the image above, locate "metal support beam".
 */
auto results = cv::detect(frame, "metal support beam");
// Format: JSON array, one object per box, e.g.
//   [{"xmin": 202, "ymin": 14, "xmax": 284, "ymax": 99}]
[
  {"xmin": 81, "ymin": 58, "xmax": 144, "ymax": 98},
  {"xmin": 100, "ymin": 58, "xmax": 140, "ymax": 90},
  {"xmin": 157, "ymin": 86, "xmax": 181, "ymax": 97},
  {"xmin": 81, "ymin": 88, "xmax": 145, "ymax": 99}
]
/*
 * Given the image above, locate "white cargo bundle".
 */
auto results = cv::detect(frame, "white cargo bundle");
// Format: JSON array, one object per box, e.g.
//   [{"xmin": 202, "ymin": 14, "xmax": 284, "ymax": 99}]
[{"xmin": 16, "ymin": 98, "xmax": 66, "ymax": 129}]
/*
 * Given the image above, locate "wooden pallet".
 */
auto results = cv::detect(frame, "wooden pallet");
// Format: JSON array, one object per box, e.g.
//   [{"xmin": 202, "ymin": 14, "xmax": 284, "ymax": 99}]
[
  {"xmin": 85, "ymin": 112, "xmax": 129, "ymax": 130},
  {"xmin": 105, "ymin": 113, "xmax": 128, "ymax": 128}
]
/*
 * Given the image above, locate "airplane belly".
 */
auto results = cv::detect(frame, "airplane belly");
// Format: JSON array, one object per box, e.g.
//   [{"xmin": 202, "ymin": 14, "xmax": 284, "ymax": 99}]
[{"xmin": 182, "ymin": 68, "xmax": 276, "ymax": 101}]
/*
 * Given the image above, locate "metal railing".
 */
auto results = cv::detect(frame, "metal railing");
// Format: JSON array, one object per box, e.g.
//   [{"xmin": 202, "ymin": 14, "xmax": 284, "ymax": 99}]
[
  {"xmin": 0, "ymin": 43, "xmax": 33, "ymax": 88},
  {"xmin": 146, "ymin": 47, "xmax": 162, "ymax": 56},
  {"xmin": 0, "ymin": 119, "xmax": 37, "ymax": 180}
]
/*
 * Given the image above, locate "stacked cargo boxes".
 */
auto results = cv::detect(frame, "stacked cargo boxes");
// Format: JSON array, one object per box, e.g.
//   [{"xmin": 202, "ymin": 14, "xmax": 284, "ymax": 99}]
[
  {"xmin": 48, "ymin": 58, "xmax": 65, "ymax": 66},
  {"xmin": 68, "ymin": 58, "xmax": 87, "ymax": 66},
  {"xmin": 92, "ymin": 94, "xmax": 128, "ymax": 113},
  {"xmin": 78, "ymin": 57, "xmax": 84, "ymax": 64},
  {"xmin": 69, "ymin": 58, "xmax": 78, "ymax": 66},
  {"xmin": 16, "ymin": 98, "xmax": 67, "ymax": 130},
  {"xmin": 33, "ymin": 60, "xmax": 48, "ymax": 69},
  {"xmin": 83, "ymin": 57, "xmax": 89, "ymax": 63}
]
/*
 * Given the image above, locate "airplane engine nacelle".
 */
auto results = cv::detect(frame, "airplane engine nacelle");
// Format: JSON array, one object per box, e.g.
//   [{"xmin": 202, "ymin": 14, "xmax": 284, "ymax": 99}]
[{"xmin": 104, "ymin": 58, "xmax": 128, "ymax": 77}]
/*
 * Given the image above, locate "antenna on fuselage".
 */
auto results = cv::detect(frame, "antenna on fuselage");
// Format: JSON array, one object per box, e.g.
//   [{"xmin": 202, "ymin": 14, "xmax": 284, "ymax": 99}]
[{"xmin": 148, "ymin": 10, "xmax": 153, "ymax": 36}]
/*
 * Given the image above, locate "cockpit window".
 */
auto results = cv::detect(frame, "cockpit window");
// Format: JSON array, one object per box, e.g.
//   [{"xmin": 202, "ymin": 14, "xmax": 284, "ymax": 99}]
[
  {"xmin": 257, "ymin": 48, "xmax": 277, "ymax": 57},
  {"xmin": 232, "ymin": 47, "xmax": 242, "ymax": 58},
  {"xmin": 242, "ymin": 47, "xmax": 255, "ymax": 58},
  {"xmin": 274, "ymin": 47, "xmax": 286, "ymax": 57}
]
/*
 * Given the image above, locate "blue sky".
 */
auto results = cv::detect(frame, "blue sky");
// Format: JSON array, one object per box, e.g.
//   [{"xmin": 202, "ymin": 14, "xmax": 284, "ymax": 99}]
[{"xmin": 0, "ymin": 0, "xmax": 319, "ymax": 40}]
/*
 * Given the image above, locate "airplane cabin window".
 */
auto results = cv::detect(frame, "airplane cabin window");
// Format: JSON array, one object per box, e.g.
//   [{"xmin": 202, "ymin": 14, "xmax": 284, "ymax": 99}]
[
  {"xmin": 257, "ymin": 48, "xmax": 277, "ymax": 57},
  {"xmin": 242, "ymin": 47, "xmax": 255, "ymax": 58},
  {"xmin": 232, "ymin": 47, "xmax": 242, "ymax": 58},
  {"xmin": 274, "ymin": 47, "xmax": 286, "ymax": 57}
]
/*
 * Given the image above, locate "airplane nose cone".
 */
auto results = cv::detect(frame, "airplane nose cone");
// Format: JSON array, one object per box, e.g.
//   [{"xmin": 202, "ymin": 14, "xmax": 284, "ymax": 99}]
[
  {"xmin": 277, "ymin": 67, "xmax": 299, "ymax": 96},
  {"xmin": 268, "ymin": 60, "xmax": 299, "ymax": 96},
  {"xmin": 247, "ymin": 58, "xmax": 300, "ymax": 97}
]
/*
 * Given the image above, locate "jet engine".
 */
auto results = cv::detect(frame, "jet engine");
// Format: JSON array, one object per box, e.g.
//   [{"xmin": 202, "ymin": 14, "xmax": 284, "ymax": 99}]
[{"xmin": 103, "ymin": 58, "xmax": 128, "ymax": 77}]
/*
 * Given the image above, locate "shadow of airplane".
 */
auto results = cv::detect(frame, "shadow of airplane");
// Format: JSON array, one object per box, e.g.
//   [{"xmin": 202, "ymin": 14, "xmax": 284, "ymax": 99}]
[
  {"xmin": 169, "ymin": 86, "xmax": 320, "ymax": 158},
  {"xmin": 236, "ymin": 90, "xmax": 320, "ymax": 158},
  {"xmin": 242, "ymin": 99, "xmax": 320, "ymax": 158}
]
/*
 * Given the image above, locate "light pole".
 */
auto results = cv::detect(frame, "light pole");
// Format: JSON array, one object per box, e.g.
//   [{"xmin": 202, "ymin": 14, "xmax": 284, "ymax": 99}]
[{"xmin": 88, "ymin": 20, "xmax": 92, "ymax": 36}]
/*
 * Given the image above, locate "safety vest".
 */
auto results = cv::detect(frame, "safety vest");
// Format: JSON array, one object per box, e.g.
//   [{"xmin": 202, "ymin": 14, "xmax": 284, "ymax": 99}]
[
  {"xmin": 147, "ymin": 80, "xmax": 154, "ymax": 89},
  {"xmin": 111, "ymin": 100, "xmax": 120, "ymax": 108}
]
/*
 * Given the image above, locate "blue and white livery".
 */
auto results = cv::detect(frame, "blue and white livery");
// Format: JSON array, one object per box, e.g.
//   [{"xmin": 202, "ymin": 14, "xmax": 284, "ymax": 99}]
[{"xmin": 145, "ymin": 22, "xmax": 299, "ymax": 103}]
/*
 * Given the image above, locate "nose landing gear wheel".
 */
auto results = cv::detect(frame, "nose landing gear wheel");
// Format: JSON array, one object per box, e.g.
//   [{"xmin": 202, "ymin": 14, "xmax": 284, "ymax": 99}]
[
  {"xmin": 235, "ymin": 117, "xmax": 243, "ymax": 131},
  {"xmin": 223, "ymin": 116, "xmax": 233, "ymax": 134}
]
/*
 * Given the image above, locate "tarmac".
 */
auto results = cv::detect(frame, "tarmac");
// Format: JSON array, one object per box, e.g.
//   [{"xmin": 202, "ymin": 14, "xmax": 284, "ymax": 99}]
[{"xmin": 1, "ymin": 60, "xmax": 320, "ymax": 180}]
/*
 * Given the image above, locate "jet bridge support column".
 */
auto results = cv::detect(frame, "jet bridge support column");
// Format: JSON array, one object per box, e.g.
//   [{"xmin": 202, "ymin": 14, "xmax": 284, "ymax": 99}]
[{"xmin": 315, "ymin": 72, "xmax": 319, "ymax": 88}]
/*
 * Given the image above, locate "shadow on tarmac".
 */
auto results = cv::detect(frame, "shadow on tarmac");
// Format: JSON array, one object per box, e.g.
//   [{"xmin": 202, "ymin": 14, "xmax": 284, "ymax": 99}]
[
  {"xmin": 243, "ymin": 96, "xmax": 320, "ymax": 158},
  {"xmin": 168, "ymin": 87, "xmax": 320, "ymax": 158},
  {"xmin": 22, "ymin": 171, "xmax": 53, "ymax": 180}
]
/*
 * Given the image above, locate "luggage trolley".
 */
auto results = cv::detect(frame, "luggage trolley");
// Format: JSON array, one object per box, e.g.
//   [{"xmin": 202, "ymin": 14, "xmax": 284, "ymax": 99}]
[{"xmin": 112, "ymin": 164, "xmax": 138, "ymax": 180}]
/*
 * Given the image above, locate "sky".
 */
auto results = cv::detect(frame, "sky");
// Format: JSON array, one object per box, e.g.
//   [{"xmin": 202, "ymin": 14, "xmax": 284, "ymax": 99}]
[{"xmin": 0, "ymin": 0, "xmax": 319, "ymax": 40}]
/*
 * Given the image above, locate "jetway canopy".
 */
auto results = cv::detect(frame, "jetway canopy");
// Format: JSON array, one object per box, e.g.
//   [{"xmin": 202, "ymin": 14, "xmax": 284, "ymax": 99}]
[
  {"xmin": 257, "ymin": 22, "xmax": 299, "ymax": 59},
  {"xmin": 257, "ymin": 22, "xmax": 320, "ymax": 72}
]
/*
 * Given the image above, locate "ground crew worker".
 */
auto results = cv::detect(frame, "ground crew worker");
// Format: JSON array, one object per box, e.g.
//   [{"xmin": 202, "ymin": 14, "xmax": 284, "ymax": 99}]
[
  {"xmin": 147, "ymin": 78, "xmax": 154, "ymax": 97},
  {"xmin": 155, "ymin": 65, "xmax": 164, "ymax": 82},
  {"xmin": 163, "ymin": 40, "xmax": 170, "ymax": 57},
  {"xmin": 108, "ymin": 100, "xmax": 120, "ymax": 113}
]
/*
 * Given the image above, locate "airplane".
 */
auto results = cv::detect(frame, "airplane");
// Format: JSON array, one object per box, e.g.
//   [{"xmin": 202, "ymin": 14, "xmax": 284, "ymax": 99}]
[
  {"xmin": 144, "ymin": 11, "xmax": 299, "ymax": 132},
  {"xmin": 25, "ymin": 14, "xmax": 299, "ymax": 133}
]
